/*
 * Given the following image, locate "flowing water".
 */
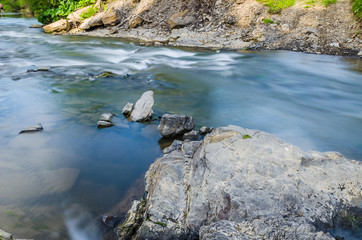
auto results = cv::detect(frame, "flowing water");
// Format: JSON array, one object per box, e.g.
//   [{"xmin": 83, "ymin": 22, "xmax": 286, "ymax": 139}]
[{"xmin": 0, "ymin": 14, "xmax": 361, "ymax": 240}]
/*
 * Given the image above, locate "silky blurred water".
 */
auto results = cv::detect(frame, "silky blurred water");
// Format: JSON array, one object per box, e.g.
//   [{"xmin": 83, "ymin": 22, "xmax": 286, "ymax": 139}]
[{"xmin": 0, "ymin": 14, "xmax": 361, "ymax": 240}]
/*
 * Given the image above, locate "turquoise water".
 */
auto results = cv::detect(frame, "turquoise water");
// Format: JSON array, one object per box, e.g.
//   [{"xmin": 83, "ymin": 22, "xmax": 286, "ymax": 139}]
[{"xmin": 0, "ymin": 14, "xmax": 361, "ymax": 239}]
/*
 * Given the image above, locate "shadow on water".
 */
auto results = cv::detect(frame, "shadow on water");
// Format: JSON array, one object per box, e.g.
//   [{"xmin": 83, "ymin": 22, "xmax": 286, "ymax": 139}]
[{"xmin": 0, "ymin": 16, "xmax": 362, "ymax": 240}]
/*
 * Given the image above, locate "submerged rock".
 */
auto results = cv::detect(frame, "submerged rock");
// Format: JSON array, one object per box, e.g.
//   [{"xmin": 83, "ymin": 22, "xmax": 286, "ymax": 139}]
[
  {"xmin": 19, "ymin": 123, "xmax": 43, "ymax": 134},
  {"xmin": 117, "ymin": 125, "xmax": 362, "ymax": 240},
  {"xmin": 97, "ymin": 113, "xmax": 114, "ymax": 129},
  {"xmin": 102, "ymin": 214, "xmax": 120, "ymax": 228},
  {"xmin": 130, "ymin": 91, "xmax": 154, "ymax": 122},
  {"xmin": 122, "ymin": 102, "xmax": 134, "ymax": 117},
  {"xmin": 26, "ymin": 67, "xmax": 50, "ymax": 73},
  {"xmin": 157, "ymin": 114, "xmax": 195, "ymax": 137}
]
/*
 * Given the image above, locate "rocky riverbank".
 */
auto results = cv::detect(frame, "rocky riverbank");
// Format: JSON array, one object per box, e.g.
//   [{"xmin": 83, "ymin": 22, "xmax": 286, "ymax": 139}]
[
  {"xmin": 115, "ymin": 124, "xmax": 361, "ymax": 239},
  {"xmin": 42, "ymin": 0, "xmax": 362, "ymax": 56}
]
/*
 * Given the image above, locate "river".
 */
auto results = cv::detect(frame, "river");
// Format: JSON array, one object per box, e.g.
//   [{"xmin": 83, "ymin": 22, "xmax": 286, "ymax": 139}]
[{"xmin": 0, "ymin": 14, "xmax": 361, "ymax": 240}]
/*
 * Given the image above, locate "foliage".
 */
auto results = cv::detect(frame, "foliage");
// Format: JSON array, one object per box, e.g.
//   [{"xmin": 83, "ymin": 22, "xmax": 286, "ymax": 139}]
[
  {"xmin": 352, "ymin": 0, "xmax": 362, "ymax": 19},
  {"xmin": 1, "ymin": 0, "xmax": 96, "ymax": 24},
  {"xmin": 243, "ymin": 135, "xmax": 251, "ymax": 139},
  {"xmin": 263, "ymin": 18, "xmax": 274, "ymax": 24},
  {"xmin": 322, "ymin": 0, "xmax": 337, "ymax": 6},
  {"xmin": 257, "ymin": 0, "xmax": 296, "ymax": 13},
  {"xmin": 80, "ymin": 5, "xmax": 98, "ymax": 19}
]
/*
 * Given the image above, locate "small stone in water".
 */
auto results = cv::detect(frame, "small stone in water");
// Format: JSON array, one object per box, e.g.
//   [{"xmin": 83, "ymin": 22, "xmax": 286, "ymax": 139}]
[
  {"xmin": 122, "ymin": 102, "xmax": 134, "ymax": 117},
  {"xmin": 99, "ymin": 113, "xmax": 114, "ymax": 122},
  {"xmin": 97, "ymin": 120, "xmax": 113, "ymax": 129},
  {"xmin": 19, "ymin": 123, "xmax": 43, "ymax": 134}
]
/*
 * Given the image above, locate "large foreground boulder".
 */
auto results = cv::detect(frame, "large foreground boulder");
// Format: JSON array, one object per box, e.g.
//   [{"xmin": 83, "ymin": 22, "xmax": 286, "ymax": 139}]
[
  {"xmin": 130, "ymin": 91, "xmax": 154, "ymax": 122},
  {"xmin": 117, "ymin": 125, "xmax": 361, "ymax": 240},
  {"xmin": 158, "ymin": 114, "xmax": 195, "ymax": 137},
  {"xmin": 43, "ymin": 19, "xmax": 70, "ymax": 33}
]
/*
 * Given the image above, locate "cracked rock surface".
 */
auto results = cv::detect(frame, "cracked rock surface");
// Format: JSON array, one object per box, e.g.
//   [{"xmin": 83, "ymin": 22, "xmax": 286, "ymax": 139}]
[{"xmin": 117, "ymin": 125, "xmax": 361, "ymax": 240}]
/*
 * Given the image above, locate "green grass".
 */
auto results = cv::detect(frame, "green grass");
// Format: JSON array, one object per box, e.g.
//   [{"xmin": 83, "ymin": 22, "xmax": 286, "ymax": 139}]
[
  {"xmin": 263, "ymin": 18, "xmax": 274, "ymax": 24},
  {"xmin": 352, "ymin": 0, "xmax": 362, "ymax": 19},
  {"xmin": 322, "ymin": 0, "xmax": 337, "ymax": 6},
  {"xmin": 80, "ymin": 6, "xmax": 98, "ymax": 19},
  {"xmin": 258, "ymin": 0, "xmax": 296, "ymax": 13}
]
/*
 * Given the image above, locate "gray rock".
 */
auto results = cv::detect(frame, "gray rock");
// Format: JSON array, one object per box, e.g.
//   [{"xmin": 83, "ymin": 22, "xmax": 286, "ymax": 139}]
[
  {"xmin": 97, "ymin": 113, "xmax": 114, "ymax": 128},
  {"xmin": 0, "ymin": 229, "xmax": 12, "ymax": 240},
  {"xmin": 19, "ymin": 123, "xmax": 43, "ymax": 134},
  {"xmin": 199, "ymin": 126, "xmax": 213, "ymax": 135},
  {"xmin": 97, "ymin": 120, "xmax": 113, "ymax": 128},
  {"xmin": 182, "ymin": 130, "xmax": 200, "ymax": 141},
  {"xmin": 163, "ymin": 140, "xmax": 183, "ymax": 154},
  {"xmin": 130, "ymin": 91, "xmax": 154, "ymax": 122},
  {"xmin": 168, "ymin": 11, "xmax": 196, "ymax": 29},
  {"xmin": 122, "ymin": 102, "xmax": 134, "ymax": 117},
  {"xmin": 99, "ymin": 113, "xmax": 114, "ymax": 122},
  {"xmin": 117, "ymin": 125, "xmax": 362, "ymax": 240},
  {"xmin": 157, "ymin": 114, "xmax": 195, "ymax": 137}
]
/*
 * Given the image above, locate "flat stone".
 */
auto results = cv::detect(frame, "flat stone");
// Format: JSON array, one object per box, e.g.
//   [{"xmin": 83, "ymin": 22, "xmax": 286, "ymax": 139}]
[
  {"xmin": 97, "ymin": 120, "xmax": 113, "ymax": 129},
  {"xmin": 19, "ymin": 123, "xmax": 43, "ymax": 134}
]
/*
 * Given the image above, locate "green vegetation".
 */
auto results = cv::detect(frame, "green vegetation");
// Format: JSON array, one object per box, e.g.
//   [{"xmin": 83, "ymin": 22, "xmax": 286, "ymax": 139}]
[
  {"xmin": 263, "ymin": 18, "xmax": 274, "ymax": 24},
  {"xmin": 1, "ymin": 0, "xmax": 96, "ymax": 24},
  {"xmin": 257, "ymin": 0, "xmax": 296, "ymax": 13},
  {"xmin": 80, "ymin": 5, "xmax": 98, "ymax": 19},
  {"xmin": 146, "ymin": 218, "xmax": 167, "ymax": 227},
  {"xmin": 243, "ymin": 135, "xmax": 251, "ymax": 139},
  {"xmin": 352, "ymin": 0, "xmax": 362, "ymax": 19},
  {"xmin": 322, "ymin": 0, "xmax": 337, "ymax": 6}
]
